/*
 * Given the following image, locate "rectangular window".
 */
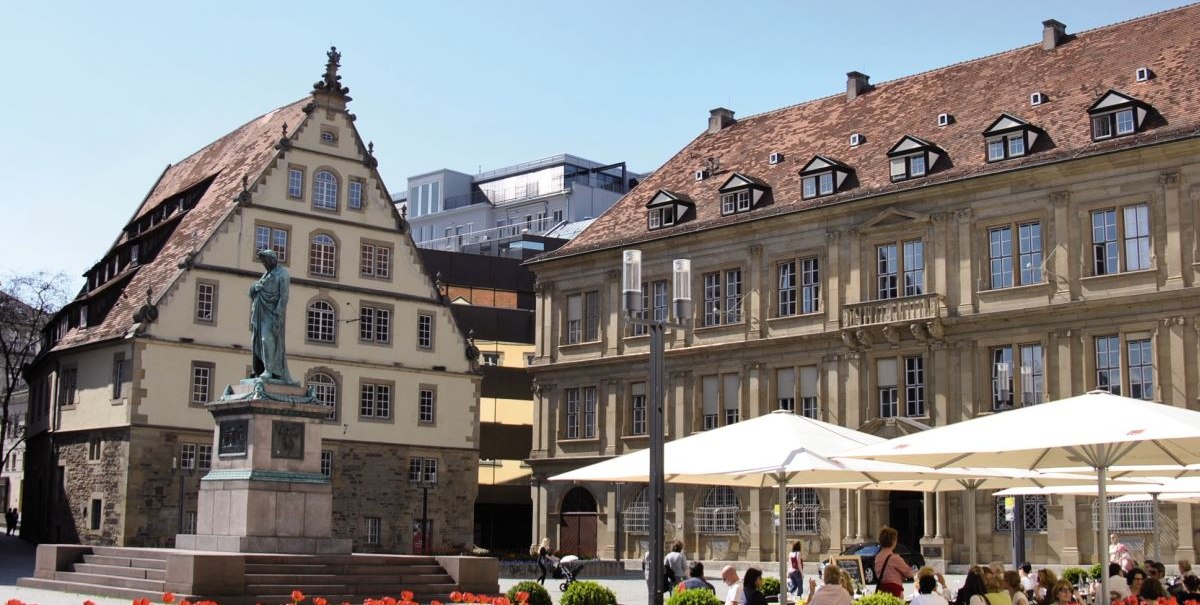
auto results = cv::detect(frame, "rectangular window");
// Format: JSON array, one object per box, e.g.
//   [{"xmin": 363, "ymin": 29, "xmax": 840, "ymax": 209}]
[
  {"xmin": 992, "ymin": 345, "xmax": 1014, "ymax": 410},
  {"xmin": 818, "ymin": 172, "xmax": 834, "ymax": 195},
  {"xmin": 359, "ymin": 306, "xmax": 391, "ymax": 344},
  {"xmin": 180, "ymin": 443, "xmax": 197, "ymax": 470},
  {"xmin": 196, "ymin": 282, "xmax": 216, "ymax": 323},
  {"xmin": 287, "ymin": 168, "xmax": 304, "ymax": 199},
  {"xmin": 88, "ymin": 437, "xmax": 102, "ymax": 461},
  {"xmin": 1092, "ymin": 204, "xmax": 1151, "ymax": 275},
  {"xmin": 703, "ymin": 269, "xmax": 741, "ymax": 326},
  {"xmin": 360, "ymin": 382, "xmax": 392, "ymax": 419},
  {"xmin": 736, "ymin": 190, "xmax": 752, "ymax": 211},
  {"xmin": 987, "ymin": 139, "xmax": 1005, "ymax": 162},
  {"xmin": 786, "ymin": 488, "xmax": 820, "ymax": 534},
  {"xmin": 112, "ymin": 357, "xmax": 130, "ymax": 399},
  {"xmin": 905, "ymin": 356, "xmax": 925, "ymax": 417},
  {"xmin": 722, "ymin": 374, "xmax": 740, "ymax": 425},
  {"xmin": 582, "ymin": 386, "xmax": 597, "ymax": 438},
  {"xmin": 565, "ymin": 388, "xmax": 580, "ymax": 439},
  {"xmin": 1127, "ymin": 338, "xmax": 1154, "ymax": 401},
  {"xmin": 321, "ymin": 450, "xmax": 333, "ymax": 477},
  {"xmin": 802, "ymin": 176, "xmax": 817, "ymax": 199},
  {"xmin": 1020, "ymin": 344, "xmax": 1045, "ymax": 405},
  {"xmin": 254, "ymin": 225, "xmax": 288, "ymax": 262},
  {"xmin": 419, "ymin": 388, "xmax": 436, "ymax": 424},
  {"xmin": 360, "ymin": 243, "xmax": 392, "ymax": 279},
  {"xmin": 198, "ymin": 444, "xmax": 212, "ymax": 470},
  {"xmin": 1092, "ymin": 209, "xmax": 1118, "ymax": 275},
  {"xmin": 1094, "ymin": 497, "xmax": 1154, "ymax": 532},
  {"xmin": 422, "ymin": 458, "xmax": 438, "ymax": 483},
  {"xmin": 778, "ymin": 261, "xmax": 796, "ymax": 317},
  {"xmin": 702, "ymin": 375, "xmax": 719, "ymax": 431},
  {"xmin": 877, "ymin": 244, "xmax": 898, "ymax": 299},
  {"xmin": 721, "ymin": 193, "xmax": 737, "ymax": 215},
  {"xmin": 778, "ymin": 259, "xmax": 820, "ymax": 317},
  {"xmin": 417, "ymin": 313, "xmax": 433, "ymax": 349},
  {"xmin": 1018, "ymin": 223, "xmax": 1043, "ymax": 285},
  {"xmin": 799, "ymin": 366, "xmax": 819, "ymax": 419},
  {"xmin": 1092, "ymin": 115, "xmax": 1113, "ymax": 139},
  {"xmin": 191, "ymin": 362, "xmax": 212, "ymax": 405},
  {"xmin": 1008, "ymin": 135, "xmax": 1026, "ymax": 157},
  {"xmin": 566, "ymin": 294, "xmax": 582, "ymax": 343},
  {"xmin": 703, "ymin": 272, "xmax": 722, "ymax": 326},
  {"xmin": 59, "ymin": 368, "xmax": 77, "ymax": 407},
  {"xmin": 631, "ymin": 282, "xmax": 650, "ymax": 337},
  {"xmin": 366, "ymin": 517, "xmax": 381, "ymax": 545},
  {"xmin": 1115, "ymin": 109, "xmax": 1135, "ymax": 135},
  {"xmin": 631, "ymin": 382, "xmax": 646, "ymax": 435},
  {"xmin": 903, "ymin": 240, "xmax": 924, "ymax": 296},
  {"xmin": 481, "ymin": 352, "xmax": 500, "ymax": 366},
  {"xmin": 584, "ymin": 291, "xmax": 600, "ymax": 341},
  {"xmin": 348, "ymin": 179, "xmax": 364, "ymax": 210},
  {"xmin": 725, "ymin": 269, "xmax": 742, "ymax": 324},
  {"xmin": 652, "ymin": 279, "xmax": 668, "ymax": 323},
  {"xmin": 90, "ymin": 499, "xmax": 102, "ymax": 531},
  {"xmin": 1124, "ymin": 204, "xmax": 1151, "ymax": 271},
  {"xmin": 909, "ymin": 155, "xmax": 926, "ymax": 177},
  {"xmin": 800, "ymin": 258, "xmax": 819, "ymax": 314},
  {"xmin": 1095, "ymin": 335, "xmax": 1121, "ymax": 395},
  {"xmin": 995, "ymin": 495, "xmax": 1048, "ymax": 532},
  {"xmin": 776, "ymin": 368, "xmax": 795, "ymax": 412},
  {"xmin": 878, "ymin": 358, "xmax": 898, "ymax": 418},
  {"xmin": 988, "ymin": 227, "xmax": 1014, "ymax": 289},
  {"xmin": 183, "ymin": 511, "xmax": 197, "ymax": 535}
]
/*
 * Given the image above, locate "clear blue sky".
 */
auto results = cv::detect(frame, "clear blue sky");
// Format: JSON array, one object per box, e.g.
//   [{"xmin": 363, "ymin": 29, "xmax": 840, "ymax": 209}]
[{"xmin": 2, "ymin": 0, "xmax": 1189, "ymax": 291}]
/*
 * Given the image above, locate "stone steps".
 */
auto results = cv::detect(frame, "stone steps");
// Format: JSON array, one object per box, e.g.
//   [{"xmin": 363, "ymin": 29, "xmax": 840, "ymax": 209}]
[
  {"xmin": 74, "ymin": 562, "xmax": 167, "ymax": 581},
  {"xmin": 18, "ymin": 577, "xmax": 186, "ymax": 602},
  {"xmin": 243, "ymin": 563, "xmax": 445, "ymax": 575},
  {"xmin": 55, "ymin": 571, "xmax": 166, "ymax": 592},
  {"xmin": 245, "ymin": 573, "xmax": 452, "ymax": 585},
  {"xmin": 83, "ymin": 554, "xmax": 168, "ymax": 570}
]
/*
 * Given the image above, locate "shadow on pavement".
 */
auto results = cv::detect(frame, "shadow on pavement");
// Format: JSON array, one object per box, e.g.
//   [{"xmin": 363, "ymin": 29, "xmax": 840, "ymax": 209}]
[{"xmin": 0, "ymin": 534, "xmax": 36, "ymax": 585}]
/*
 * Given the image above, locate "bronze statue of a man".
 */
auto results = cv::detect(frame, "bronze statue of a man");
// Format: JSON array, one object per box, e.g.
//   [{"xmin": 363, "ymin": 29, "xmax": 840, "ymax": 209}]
[{"xmin": 249, "ymin": 249, "xmax": 292, "ymax": 382}]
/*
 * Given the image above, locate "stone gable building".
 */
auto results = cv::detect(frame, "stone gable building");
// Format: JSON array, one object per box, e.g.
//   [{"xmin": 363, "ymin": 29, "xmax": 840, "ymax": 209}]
[
  {"xmin": 527, "ymin": 7, "xmax": 1200, "ymax": 566},
  {"xmin": 22, "ymin": 49, "xmax": 480, "ymax": 553}
]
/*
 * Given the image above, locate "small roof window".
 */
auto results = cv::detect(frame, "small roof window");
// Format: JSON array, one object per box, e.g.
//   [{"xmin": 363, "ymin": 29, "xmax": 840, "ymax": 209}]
[
  {"xmin": 982, "ymin": 114, "xmax": 1042, "ymax": 162},
  {"xmin": 798, "ymin": 156, "xmax": 854, "ymax": 200},
  {"xmin": 716, "ymin": 173, "xmax": 770, "ymax": 216},
  {"xmin": 646, "ymin": 190, "xmax": 695, "ymax": 230},
  {"xmin": 1087, "ymin": 90, "xmax": 1153, "ymax": 141},
  {"xmin": 886, "ymin": 135, "xmax": 943, "ymax": 182}
]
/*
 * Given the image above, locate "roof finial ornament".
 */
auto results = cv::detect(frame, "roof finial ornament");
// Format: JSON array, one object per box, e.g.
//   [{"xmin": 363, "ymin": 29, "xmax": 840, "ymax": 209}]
[
  {"xmin": 275, "ymin": 123, "xmax": 292, "ymax": 151},
  {"xmin": 363, "ymin": 140, "xmax": 378, "ymax": 169},
  {"xmin": 237, "ymin": 174, "xmax": 252, "ymax": 205},
  {"xmin": 312, "ymin": 46, "xmax": 352, "ymax": 100}
]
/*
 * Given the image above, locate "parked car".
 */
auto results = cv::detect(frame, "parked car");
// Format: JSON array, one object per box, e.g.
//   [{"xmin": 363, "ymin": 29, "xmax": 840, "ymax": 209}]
[{"xmin": 819, "ymin": 542, "xmax": 925, "ymax": 584}]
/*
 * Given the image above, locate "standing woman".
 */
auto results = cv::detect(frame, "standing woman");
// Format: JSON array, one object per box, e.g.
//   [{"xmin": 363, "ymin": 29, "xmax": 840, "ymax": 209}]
[
  {"xmin": 875, "ymin": 526, "xmax": 915, "ymax": 598},
  {"xmin": 535, "ymin": 538, "xmax": 551, "ymax": 585},
  {"xmin": 788, "ymin": 542, "xmax": 805, "ymax": 597}
]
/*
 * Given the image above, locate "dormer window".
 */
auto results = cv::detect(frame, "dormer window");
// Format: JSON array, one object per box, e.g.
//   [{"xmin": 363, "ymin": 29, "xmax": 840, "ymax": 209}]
[
  {"xmin": 983, "ymin": 114, "xmax": 1041, "ymax": 162},
  {"xmin": 716, "ymin": 173, "xmax": 770, "ymax": 216},
  {"xmin": 799, "ymin": 156, "xmax": 853, "ymax": 200},
  {"xmin": 646, "ymin": 190, "xmax": 694, "ymax": 231},
  {"xmin": 887, "ymin": 136, "xmax": 942, "ymax": 182},
  {"xmin": 1088, "ymin": 90, "xmax": 1152, "ymax": 141}
]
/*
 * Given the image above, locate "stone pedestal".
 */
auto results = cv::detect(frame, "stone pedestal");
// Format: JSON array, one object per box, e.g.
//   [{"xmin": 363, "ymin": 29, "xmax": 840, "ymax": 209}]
[
  {"xmin": 920, "ymin": 536, "xmax": 952, "ymax": 570},
  {"xmin": 176, "ymin": 378, "xmax": 352, "ymax": 554}
]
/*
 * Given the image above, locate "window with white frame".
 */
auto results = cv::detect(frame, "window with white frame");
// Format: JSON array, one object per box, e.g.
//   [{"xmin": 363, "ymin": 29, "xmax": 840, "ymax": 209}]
[
  {"xmin": 991, "ymin": 344, "xmax": 1045, "ymax": 410},
  {"xmin": 309, "ymin": 234, "xmax": 337, "ymax": 277},
  {"xmin": 195, "ymin": 282, "xmax": 216, "ymax": 323},
  {"xmin": 1095, "ymin": 335, "xmax": 1122, "ymax": 395},
  {"xmin": 180, "ymin": 443, "xmax": 197, "ymax": 470},
  {"xmin": 365, "ymin": 517, "xmax": 381, "ymax": 544},
  {"xmin": 624, "ymin": 487, "xmax": 649, "ymax": 533},
  {"xmin": 359, "ymin": 305, "xmax": 391, "ymax": 344},
  {"xmin": 313, "ymin": 170, "xmax": 339, "ymax": 210},
  {"xmin": 801, "ymin": 172, "xmax": 836, "ymax": 199},
  {"xmin": 1092, "ymin": 204, "xmax": 1150, "ymax": 275},
  {"xmin": 786, "ymin": 488, "xmax": 820, "ymax": 534},
  {"xmin": 359, "ymin": 382, "xmax": 391, "ymax": 419},
  {"xmin": 890, "ymin": 153, "xmax": 927, "ymax": 181},
  {"xmin": 88, "ymin": 437, "xmax": 101, "ymax": 461},
  {"xmin": 408, "ymin": 457, "xmax": 438, "ymax": 484},
  {"xmin": 417, "ymin": 313, "xmax": 433, "ymax": 349},
  {"xmin": 481, "ymin": 352, "xmax": 500, "ymax": 366},
  {"xmin": 182, "ymin": 511, "xmax": 196, "ymax": 535},
  {"xmin": 987, "ymin": 133, "xmax": 1028, "ymax": 162},
  {"xmin": 59, "ymin": 367, "xmax": 77, "ymax": 407},
  {"xmin": 564, "ymin": 387, "xmax": 597, "ymax": 439},
  {"xmin": 112, "ymin": 356, "xmax": 130, "ymax": 399},
  {"xmin": 584, "ymin": 291, "xmax": 600, "ymax": 341},
  {"xmin": 1128, "ymin": 338, "xmax": 1154, "ymax": 400},
  {"xmin": 1092, "ymin": 497, "xmax": 1154, "ymax": 531},
  {"xmin": 307, "ymin": 301, "xmax": 336, "ymax": 343},
  {"xmin": 1091, "ymin": 108, "xmax": 1137, "ymax": 140},
  {"xmin": 321, "ymin": 450, "xmax": 333, "ymax": 477},
  {"xmin": 198, "ymin": 444, "xmax": 212, "ymax": 469},
  {"xmin": 723, "ymin": 374, "xmax": 740, "ymax": 425},
  {"xmin": 254, "ymin": 225, "xmax": 288, "ymax": 262},
  {"xmin": 720, "ymin": 190, "xmax": 753, "ymax": 216},
  {"xmin": 799, "ymin": 366, "xmax": 819, "ymax": 419},
  {"xmin": 348, "ymin": 178, "xmax": 364, "ymax": 210},
  {"xmin": 703, "ymin": 269, "xmax": 742, "ymax": 326},
  {"xmin": 1094, "ymin": 333, "xmax": 1155, "ymax": 400},
  {"xmin": 630, "ymin": 382, "xmax": 646, "ymax": 435},
  {"xmin": 877, "ymin": 240, "xmax": 923, "ymax": 299},
  {"xmin": 878, "ymin": 356, "xmax": 925, "ymax": 418},
  {"xmin": 696, "ymin": 486, "xmax": 739, "ymax": 534},
  {"xmin": 648, "ymin": 205, "xmax": 676, "ymax": 229},
  {"xmin": 988, "ymin": 222, "xmax": 1042, "ymax": 289},
  {"xmin": 360, "ymin": 243, "xmax": 392, "ymax": 279},
  {"xmin": 630, "ymin": 282, "xmax": 650, "ymax": 337},
  {"xmin": 419, "ymin": 387, "xmax": 436, "ymax": 424},
  {"xmin": 702, "ymin": 375, "xmax": 719, "ymax": 430},
  {"xmin": 287, "ymin": 167, "xmax": 304, "ymax": 199},
  {"xmin": 776, "ymin": 368, "xmax": 795, "ymax": 412},
  {"xmin": 995, "ymin": 494, "xmax": 1048, "ymax": 531},
  {"xmin": 190, "ymin": 362, "xmax": 212, "ymax": 405},
  {"xmin": 777, "ymin": 258, "xmax": 819, "ymax": 317},
  {"xmin": 310, "ymin": 372, "xmax": 337, "ymax": 420}
]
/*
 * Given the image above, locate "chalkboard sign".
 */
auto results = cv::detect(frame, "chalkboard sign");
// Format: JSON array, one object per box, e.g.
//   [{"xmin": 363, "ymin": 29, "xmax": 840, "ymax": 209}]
[{"xmin": 831, "ymin": 556, "xmax": 866, "ymax": 586}]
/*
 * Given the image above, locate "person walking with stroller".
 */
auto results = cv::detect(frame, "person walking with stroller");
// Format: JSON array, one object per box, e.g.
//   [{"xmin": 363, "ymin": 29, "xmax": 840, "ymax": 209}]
[{"xmin": 534, "ymin": 538, "xmax": 554, "ymax": 585}]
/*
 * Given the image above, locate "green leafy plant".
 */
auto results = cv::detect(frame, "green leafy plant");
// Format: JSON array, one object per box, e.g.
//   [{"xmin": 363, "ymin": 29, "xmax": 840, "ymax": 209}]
[
  {"xmin": 761, "ymin": 577, "xmax": 781, "ymax": 598},
  {"xmin": 1090, "ymin": 563, "xmax": 1105, "ymax": 580},
  {"xmin": 560, "ymin": 581, "xmax": 617, "ymax": 605},
  {"xmin": 507, "ymin": 581, "xmax": 552, "ymax": 605},
  {"xmin": 858, "ymin": 591, "xmax": 906, "ymax": 605},
  {"xmin": 1062, "ymin": 567, "xmax": 1089, "ymax": 585},
  {"xmin": 666, "ymin": 588, "xmax": 722, "ymax": 605}
]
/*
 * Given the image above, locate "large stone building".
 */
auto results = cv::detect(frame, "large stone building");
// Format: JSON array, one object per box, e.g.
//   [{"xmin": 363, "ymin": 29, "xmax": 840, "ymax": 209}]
[
  {"xmin": 22, "ymin": 50, "xmax": 481, "ymax": 553},
  {"xmin": 526, "ymin": 7, "xmax": 1200, "ymax": 566}
]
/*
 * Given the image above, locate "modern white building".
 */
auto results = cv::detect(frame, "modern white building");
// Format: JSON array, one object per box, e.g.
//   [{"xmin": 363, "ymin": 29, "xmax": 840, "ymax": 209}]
[{"xmin": 395, "ymin": 154, "xmax": 641, "ymax": 254}]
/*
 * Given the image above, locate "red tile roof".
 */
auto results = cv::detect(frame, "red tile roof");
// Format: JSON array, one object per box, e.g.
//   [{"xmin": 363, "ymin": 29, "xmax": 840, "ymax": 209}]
[
  {"xmin": 537, "ymin": 3, "xmax": 1200, "ymax": 263},
  {"xmin": 51, "ymin": 98, "xmax": 311, "ymax": 350}
]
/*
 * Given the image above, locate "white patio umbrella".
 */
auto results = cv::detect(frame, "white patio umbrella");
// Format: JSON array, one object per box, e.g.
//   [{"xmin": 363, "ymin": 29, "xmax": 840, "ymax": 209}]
[
  {"xmin": 551, "ymin": 410, "xmax": 1093, "ymax": 602},
  {"xmin": 838, "ymin": 390, "xmax": 1200, "ymax": 605}
]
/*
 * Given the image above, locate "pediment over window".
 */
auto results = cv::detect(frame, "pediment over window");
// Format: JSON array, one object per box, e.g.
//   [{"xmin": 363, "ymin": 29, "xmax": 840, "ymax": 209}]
[
  {"xmin": 1087, "ymin": 89, "xmax": 1153, "ymax": 140},
  {"xmin": 799, "ymin": 156, "xmax": 854, "ymax": 199},
  {"xmin": 983, "ymin": 114, "xmax": 1042, "ymax": 162},
  {"xmin": 887, "ymin": 135, "xmax": 937, "ymax": 156},
  {"xmin": 716, "ymin": 173, "xmax": 770, "ymax": 215},
  {"xmin": 646, "ymin": 189, "xmax": 694, "ymax": 230},
  {"xmin": 886, "ymin": 135, "xmax": 943, "ymax": 182},
  {"xmin": 983, "ymin": 114, "xmax": 1031, "ymax": 135},
  {"xmin": 860, "ymin": 207, "xmax": 929, "ymax": 233}
]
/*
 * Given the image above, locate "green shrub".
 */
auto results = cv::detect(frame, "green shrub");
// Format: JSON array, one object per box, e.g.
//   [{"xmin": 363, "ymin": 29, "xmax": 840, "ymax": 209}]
[
  {"xmin": 666, "ymin": 588, "xmax": 722, "ymax": 605},
  {"xmin": 761, "ymin": 577, "xmax": 781, "ymax": 598},
  {"xmin": 1061, "ymin": 567, "xmax": 1089, "ymax": 585},
  {"xmin": 560, "ymin": 580, "xmax": 617, "ymax": 605},
  {"xmin": 858, "ymin": 591, "xmax": 906, "ymax": 605},
  {"xmin": 507, "ymin": 580, "xmax": 553, "ymax": 605},
  {"xmin": 1090, "ymin": 563, "xmax": 1105, "ymax": 580}
]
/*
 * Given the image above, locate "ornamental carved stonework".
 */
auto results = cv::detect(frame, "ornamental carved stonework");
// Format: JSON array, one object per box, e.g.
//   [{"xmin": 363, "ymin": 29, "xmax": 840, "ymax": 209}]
[{"xmin": 1050, "ymin": 191, "xmax": 1071, "ymax": 208}]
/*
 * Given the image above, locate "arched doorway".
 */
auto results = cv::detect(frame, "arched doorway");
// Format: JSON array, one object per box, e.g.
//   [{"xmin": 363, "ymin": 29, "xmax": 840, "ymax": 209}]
[
  {"xmin": 888, "ymin": 491, "xmax": 925, "ymax": 552},
  {"xmin": 559, "ymin": 487, "xmax": 598, "ymax": 557}
]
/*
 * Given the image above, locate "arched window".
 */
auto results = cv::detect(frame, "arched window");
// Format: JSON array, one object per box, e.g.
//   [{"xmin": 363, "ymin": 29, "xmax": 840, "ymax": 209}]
[
  {"xmin": 309, "ymin": 234, "xmax": 337, "ymax": 277},
  {"xmin": 307, "ymin": 301, "xmax": 336, "ymax": 343},
  {"xmin": 309, "ymin": 372, "xmax": 338, "ymax": 420},
  {"xmin": 623, "ymin": 487, "xmax": 649, "ymax": 534},
  {"xmin": 785, "ymin": 487, "xmax": 820, "ymax": 535},
  {"xmin": 697, "ymin": 486, "xmax": 739, "ymax": 534},
  {"xmin": 313, "ymin": 171, "xmax": 338, "ymax": 210}
]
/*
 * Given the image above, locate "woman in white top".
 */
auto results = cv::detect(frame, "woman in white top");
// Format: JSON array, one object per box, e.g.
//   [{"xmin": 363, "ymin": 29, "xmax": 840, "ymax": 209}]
[
  {"xmin": 912, "ymin": 575, "xmax": 950, "ymax": 605},
  {"xmin": 1004, "ymin": 570, "xmax": 1030, "ymax": 605}
]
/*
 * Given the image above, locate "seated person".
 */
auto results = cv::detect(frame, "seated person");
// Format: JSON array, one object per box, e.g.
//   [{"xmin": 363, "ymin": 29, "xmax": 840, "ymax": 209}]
[{"xmin": 680, "ymin": 562, "xmax": 717, "ymax": 593}]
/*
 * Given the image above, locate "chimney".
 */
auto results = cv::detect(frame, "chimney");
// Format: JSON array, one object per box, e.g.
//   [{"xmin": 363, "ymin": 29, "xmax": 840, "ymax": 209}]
[
  {"xmin": 846, "ymin": 71, "xmax": 871, "ymax": 101},
  {"xmin": 1042, "ymin": 19, "xmax": 1067, "ymax": 50},
  {"xmin": 708, "ymin": 108, "xmax": 736, "ymax": 134}
]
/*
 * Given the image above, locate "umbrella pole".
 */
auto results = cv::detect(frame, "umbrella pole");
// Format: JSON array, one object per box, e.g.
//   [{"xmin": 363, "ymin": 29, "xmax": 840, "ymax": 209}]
[
  {"xmin": 1153, "ymin": 492, "xmax": 1161, "ymax": 562},
  {"xmin": 778, "ymin": 477, "xmax": 788, "ymax": 605},
  {"xmin": 968, "ymin": 486, "xmax": 978, "ymax": 567},
  {"xmin": 1097, "ymin": 465, "xmax": 1109, "ymax": 605}
]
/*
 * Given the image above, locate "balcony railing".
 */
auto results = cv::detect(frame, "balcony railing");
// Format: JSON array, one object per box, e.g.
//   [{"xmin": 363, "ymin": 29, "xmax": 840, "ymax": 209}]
[{"xmin": 841, "ymin": 293, "xmax": 945, "ymax": 328}]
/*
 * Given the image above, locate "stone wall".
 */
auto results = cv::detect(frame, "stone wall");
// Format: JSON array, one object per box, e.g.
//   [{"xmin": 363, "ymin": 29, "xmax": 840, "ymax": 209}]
[
  {"xmin": 52, "ymin": 428, "xmax": 130, "ymax": 545},
  {"xmin": 124, "ymin": 426, "xmax": 210, "ymax": 546},
  {"xmin": 328, "ymin": 439, "xmax": 478, "ymax": 554}
]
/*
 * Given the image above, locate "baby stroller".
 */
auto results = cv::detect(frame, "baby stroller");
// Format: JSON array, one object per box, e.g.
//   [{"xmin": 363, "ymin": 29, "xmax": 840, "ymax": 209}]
[{"xmin": 554, "ymin": 554, "xmax": 585, "ymax": 591}]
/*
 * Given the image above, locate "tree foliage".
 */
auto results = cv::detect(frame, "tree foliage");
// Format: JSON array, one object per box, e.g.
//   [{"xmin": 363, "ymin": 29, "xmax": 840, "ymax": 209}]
[{"xmin": 0, "ymin": 272, "xmax": 67, "ymax": 468}]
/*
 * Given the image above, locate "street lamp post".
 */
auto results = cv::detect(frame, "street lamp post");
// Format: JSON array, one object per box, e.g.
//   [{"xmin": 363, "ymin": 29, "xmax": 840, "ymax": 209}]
[
  {"xmin": 412, "ymin": 473, "xmax": 437, "ymax": 555},
  {"xmin": 172, "ymin": 456, "xmax": 193, "ymax": 536},
  {"xmin": 622, "ymin": 250, "xmax": 691, "ymax": 605}
]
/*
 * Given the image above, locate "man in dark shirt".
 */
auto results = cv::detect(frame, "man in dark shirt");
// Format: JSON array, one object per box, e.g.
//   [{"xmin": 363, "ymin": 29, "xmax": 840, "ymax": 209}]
[{"xmin": 679, "ymin": 562, "xmax": 717, "ymax": 593}]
